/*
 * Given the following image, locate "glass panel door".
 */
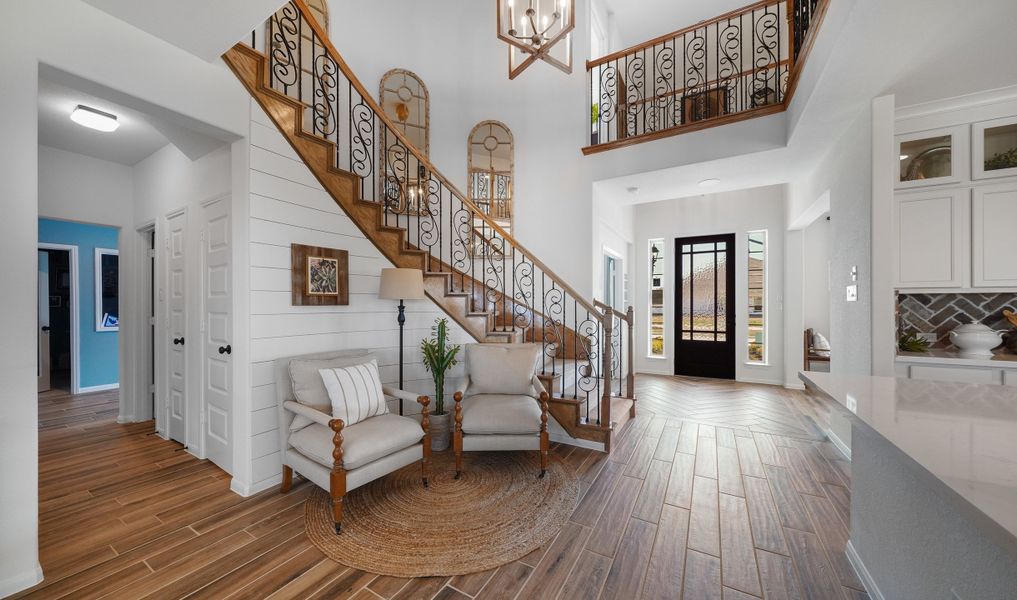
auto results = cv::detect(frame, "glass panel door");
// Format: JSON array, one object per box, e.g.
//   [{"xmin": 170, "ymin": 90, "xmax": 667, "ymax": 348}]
[{"xmin": 675, "ymin": 234, "xmax": 736, "ymax": 379}]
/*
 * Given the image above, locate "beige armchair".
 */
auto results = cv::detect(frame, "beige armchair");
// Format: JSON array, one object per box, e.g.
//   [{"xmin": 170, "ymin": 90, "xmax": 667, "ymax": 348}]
[
  {"xmin": 452, "ymin": 343, "xmax": 550, "ymax": 478},
  {"xmin": 275, "ymin": 349, "xmax": 431, "ymax": 533}
]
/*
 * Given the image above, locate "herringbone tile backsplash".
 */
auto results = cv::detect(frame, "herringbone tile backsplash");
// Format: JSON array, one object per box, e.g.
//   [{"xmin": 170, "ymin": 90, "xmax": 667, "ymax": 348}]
[{"xmin": 897, "ymin": 293, "xmax": 1017, "ymax": 348}]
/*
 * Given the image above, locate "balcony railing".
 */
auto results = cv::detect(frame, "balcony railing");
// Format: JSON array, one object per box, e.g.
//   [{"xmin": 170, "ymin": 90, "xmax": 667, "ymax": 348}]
[{"xmin": 585, "ymin": 0, "xmax": 828, "ymax": 154}]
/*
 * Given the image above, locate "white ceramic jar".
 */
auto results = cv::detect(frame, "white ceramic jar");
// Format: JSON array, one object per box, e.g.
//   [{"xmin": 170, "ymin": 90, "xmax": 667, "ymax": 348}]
[{"xmin": 949, "ymin": 323, "xmax": 1006, "ymax": 357}]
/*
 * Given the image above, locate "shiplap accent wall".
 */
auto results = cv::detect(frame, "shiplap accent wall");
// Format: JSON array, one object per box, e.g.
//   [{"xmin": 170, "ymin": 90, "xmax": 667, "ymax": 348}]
[{"xmin": 247, "ymin": 102, "xmax": 470, "ymax": 491}]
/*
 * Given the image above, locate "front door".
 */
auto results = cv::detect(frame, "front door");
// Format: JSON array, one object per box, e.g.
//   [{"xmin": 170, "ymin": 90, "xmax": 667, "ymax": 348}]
[
  {"xmin": 675, "ymin": 234, "xmax": 736, "ymax": 379},
  {"xmin": 166, "ymin": 210, "xmax": 188, "ymax": 445},
  {"xmin": 38, "ymin": 251, "xmax": 51, "ymax": 392},
  {"xmin": 201, "ymin": 197, "xmax": 233, "ymax": 472}
]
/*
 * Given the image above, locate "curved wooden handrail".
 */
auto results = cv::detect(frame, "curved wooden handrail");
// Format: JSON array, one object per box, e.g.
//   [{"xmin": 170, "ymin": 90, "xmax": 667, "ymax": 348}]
[
  {"xmin": 585, "ymin": 0, "xmax": 783, "ymax": 70},
  {"xmin": 289, "ymin": 0, "xmax": 600, "ymax": 317}
]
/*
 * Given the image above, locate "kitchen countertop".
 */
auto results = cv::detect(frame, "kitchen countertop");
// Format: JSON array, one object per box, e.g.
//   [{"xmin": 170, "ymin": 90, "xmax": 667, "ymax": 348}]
[
  {"xmin": 896, "ymin": 348, "xmax": 1017, "ymax": 368},
  {"xmin": 800, "ymin": 371, "xmax": 1017, "ymax": 558}
]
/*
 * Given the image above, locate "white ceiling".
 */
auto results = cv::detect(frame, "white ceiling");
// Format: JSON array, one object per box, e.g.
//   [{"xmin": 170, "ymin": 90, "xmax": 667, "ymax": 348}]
[
  {"xmin": 81, "ymin": 0, "xmax": 287, "ymax": 62},
  {"xmin": 602, "ymin": 0, "xmax": 751, "ymax": 50},
  {"xmin": 38, "ymin": 77, "xmax": 171, "ymax": 166}
]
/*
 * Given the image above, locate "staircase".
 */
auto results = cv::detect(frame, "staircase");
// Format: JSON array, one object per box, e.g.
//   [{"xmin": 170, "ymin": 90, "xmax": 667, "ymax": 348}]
[{"xmin": 224, "ymin": 0, "xmax": 635, "ymax": 450}]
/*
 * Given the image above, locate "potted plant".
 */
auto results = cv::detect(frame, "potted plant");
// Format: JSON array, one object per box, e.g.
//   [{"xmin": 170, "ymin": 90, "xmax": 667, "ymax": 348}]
[{"xmin": 420, "ymin": 317, "xmax": 460, "ymax": 451}]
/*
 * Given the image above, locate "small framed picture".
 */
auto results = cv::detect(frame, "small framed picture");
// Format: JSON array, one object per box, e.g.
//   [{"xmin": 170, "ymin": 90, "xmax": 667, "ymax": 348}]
[
  {"xmin": 291, "ymin": 244, "xmax": 348, "ymax": 306},
  {"xmin": 306, "ymin": 256, "xmax": 339, "ymax": 296}
]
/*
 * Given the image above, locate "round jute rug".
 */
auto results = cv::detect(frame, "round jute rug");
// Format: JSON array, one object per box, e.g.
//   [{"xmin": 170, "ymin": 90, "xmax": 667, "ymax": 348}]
[{"xmin": 304, "ymin": 450, "xmax": 579, "ymax": 577}]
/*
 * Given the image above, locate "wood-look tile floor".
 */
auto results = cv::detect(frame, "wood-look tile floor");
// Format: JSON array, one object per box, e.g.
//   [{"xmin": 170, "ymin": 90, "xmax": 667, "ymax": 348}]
[{"xmin": 19, "ymin": 378, "xmax": 867, "ymax": 600}]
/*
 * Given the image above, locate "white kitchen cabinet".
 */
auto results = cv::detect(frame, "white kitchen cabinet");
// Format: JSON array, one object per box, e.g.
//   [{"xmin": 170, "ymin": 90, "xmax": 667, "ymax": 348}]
[
  {"xmin": 1005, "ymin": 370, "xmax": 1017, "ymax": 387},
  {"xmin": 894, "ymin": 189, "xmax": 969, "ymax": 288},
  {"xmin": 972, "ymin": 182, "xmax": 1017, "ymax": 286}
]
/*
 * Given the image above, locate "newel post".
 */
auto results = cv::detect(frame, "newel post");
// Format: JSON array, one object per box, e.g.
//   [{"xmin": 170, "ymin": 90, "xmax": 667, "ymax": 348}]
[
  {"xmin": 600, "ymin": 308, "xmax": 613, "ymax": 427},
  {"xmin": 626, "ymin": 305, "xmax": 635, "ymax": 401}
]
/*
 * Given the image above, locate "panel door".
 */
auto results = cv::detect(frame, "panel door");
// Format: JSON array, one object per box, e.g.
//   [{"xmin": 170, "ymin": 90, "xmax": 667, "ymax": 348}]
[
  {"xmin": 166, "ymin": 210, "xmax": 188, "ymax": 445},
  {"xmin": 894, "ymin": 189, "xmax": 968, "ymax": 288},
  {"xmin": 38, "ymin": 251, "xmax": 51, "ymax": 392},
  {"xmin": 675, "ymin": 234, "xmax": 736, "ymax": 379},
  {"xmin": 972, "ymin": 182, "xmax": 1017, "ymax": 287},
  {"xmin": 201, "ymin": 198, "xmax": 233, "ymax": 472}
]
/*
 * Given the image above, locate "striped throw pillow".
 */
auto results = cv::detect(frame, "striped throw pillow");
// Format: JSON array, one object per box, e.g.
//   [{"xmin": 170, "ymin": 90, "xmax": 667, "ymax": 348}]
[{"xmin": 318, "ymin": 359, "xmax": 388, "ymax": 427}]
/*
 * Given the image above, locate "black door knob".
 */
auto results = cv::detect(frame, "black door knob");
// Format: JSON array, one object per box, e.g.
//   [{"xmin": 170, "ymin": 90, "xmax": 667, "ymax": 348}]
[
  {"xmin": 218, "ymin": 344, "xmax": 232, "ymax": 355},
  {"xmin": 173, "ymin": 337, "xmax": 185, "ymax": 345},
  {"xmin": 41, "ymin": 326, "xmax": 50, "ymax": 332}
]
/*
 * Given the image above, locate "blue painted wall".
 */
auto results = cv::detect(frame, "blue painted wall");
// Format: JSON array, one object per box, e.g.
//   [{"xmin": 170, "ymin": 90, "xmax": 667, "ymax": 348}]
[{"xmin": 39, "ymin": 219, "xmax": 119, "ymax": 388}]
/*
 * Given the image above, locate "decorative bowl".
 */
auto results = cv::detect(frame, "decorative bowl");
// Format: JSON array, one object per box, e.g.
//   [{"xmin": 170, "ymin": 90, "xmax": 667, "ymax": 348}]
[{"xmin": 949, "ymin": 323, "xmax": 1006, "ymax": 357}]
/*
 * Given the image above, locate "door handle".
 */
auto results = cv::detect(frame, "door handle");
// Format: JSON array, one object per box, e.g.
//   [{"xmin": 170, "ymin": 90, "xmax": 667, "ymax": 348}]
[
  {"xmin": 173, "ymin": 337, "xmax": 185, "ymax": 345},
  {"xmin": 218, "ymin": 344, "xmax": 232, "ymax": 355},
  {"xmin": 41, "ymin": 326, "xmax": 50, "ymax": 332}
]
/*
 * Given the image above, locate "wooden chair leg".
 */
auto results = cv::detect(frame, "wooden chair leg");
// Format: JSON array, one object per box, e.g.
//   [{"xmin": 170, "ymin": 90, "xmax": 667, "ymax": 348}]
[
  {"xmin": 539, "ymin": 430, "xmax": 549, "ymax": 478},
  {"xmin": 329, "ymin": 419, "xmax": 346, "ymax": 534},
  {"xmin": 453, "ymin": 392, "xmax": 463, "ymax": 479},
  {"xmin": 419, "ymin": 395, "xmax": 431, "ymax": 488},
  {"xmin": 280, "ymin": 465, "xmax": 293, "ymax": 493}
]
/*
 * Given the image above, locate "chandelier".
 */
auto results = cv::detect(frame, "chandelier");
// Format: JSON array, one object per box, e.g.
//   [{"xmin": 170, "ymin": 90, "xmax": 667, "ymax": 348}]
[{"xmin": 496, "ymin": 0, "xmax": 575, "ymax": 79}]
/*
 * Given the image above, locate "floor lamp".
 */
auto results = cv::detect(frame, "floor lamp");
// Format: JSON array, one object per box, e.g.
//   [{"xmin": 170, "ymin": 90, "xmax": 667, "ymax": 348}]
[{"xmin": 378, "ymin": 268, "xmax": 426, "ymax": 415}]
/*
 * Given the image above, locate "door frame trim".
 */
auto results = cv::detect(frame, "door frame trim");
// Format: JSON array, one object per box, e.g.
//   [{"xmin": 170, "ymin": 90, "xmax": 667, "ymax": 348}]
[
  {"xmin": 125, "ymin": 221, "xmax": 156, "ymax": 424},
  {"xmin": 157, "ymin": 207, "xmax": 188, "ymax": 444},
  {"xmin": 673, "ymin": 233, "xmax": 737, "ymax": 379},
  {"xmin": 38, "ymin": 243, "xmax": 80, "ymax": 394}
]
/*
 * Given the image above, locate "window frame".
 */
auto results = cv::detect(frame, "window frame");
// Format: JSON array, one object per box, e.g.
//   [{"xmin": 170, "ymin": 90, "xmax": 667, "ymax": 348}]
[
  {"xmin": 647, "ymin": 238, "xmax": 666, "ymax": 359},
  {"xmin": 746, "ymin": 230, "xmax": 767, "ymax": 365},
  {"xmin": 95, "ymin": 247, "xmax": 119, "ymax": 332}
]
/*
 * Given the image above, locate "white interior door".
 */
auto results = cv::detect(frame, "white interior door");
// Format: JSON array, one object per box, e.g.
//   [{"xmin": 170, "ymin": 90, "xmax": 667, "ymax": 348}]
[
  {"xmin": 38, "ymin": 251, "xmax": 51, "ymax": 393},
  {"xmin": 166, "ymin": 210, "xmax": 188, "ymax": 445},
  {"xmin": 201, "ymin": 198, "xmax": 233, "ymax": 472}
]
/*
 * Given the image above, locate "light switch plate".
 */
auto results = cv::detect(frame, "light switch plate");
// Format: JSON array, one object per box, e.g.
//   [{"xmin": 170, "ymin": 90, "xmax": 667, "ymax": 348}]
[{"xmin": 846, "ymin": 284, "xmax": 858, "ymax": 302}]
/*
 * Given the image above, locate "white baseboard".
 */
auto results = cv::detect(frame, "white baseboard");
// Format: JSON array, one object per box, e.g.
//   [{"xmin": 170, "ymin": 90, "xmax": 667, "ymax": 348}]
[
  {"xmin": 232, "ymin": 475, "xmax": 280, "ymax": 497},
  {"xmin": 828, "ymin": 428, "xmax": 852, "ymax": 460},
  {"xmin": 116, "ymin": 414, "xmax": 135, "ymax": 424},
  {"xmin": 0, "ymin": 563, "xmax": 43, "ymax": 597},
  {"xmin": 784, "ymin": 382, "xmax": 806, "ymax": 390},
  {"xmin": 845, "ymin": 540, "xmax": 883, "ymax": 600},
  {"xmin": 78, "ymin": 383, "xmax": 120, "ymax": 394}
]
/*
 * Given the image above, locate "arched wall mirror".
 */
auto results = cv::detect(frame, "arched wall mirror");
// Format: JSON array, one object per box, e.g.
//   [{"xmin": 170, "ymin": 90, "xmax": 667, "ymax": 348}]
[
  {"xmin": 379, "ymin": 69, "xmax": 430, "ymax": 214},
  {"xmin": 468, "ymin": 120, "xmax": 514, "ymax": 227},
  {"xmin": 379, "ymin": 69, "xmax": 430, "ymax": 155}
]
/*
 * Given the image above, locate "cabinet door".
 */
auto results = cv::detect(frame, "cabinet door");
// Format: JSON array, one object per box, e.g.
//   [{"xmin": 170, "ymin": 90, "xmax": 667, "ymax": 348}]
[
  {"xmin": 894, "ymin": 189, "xmax": 968, "ymax": 288},
  {"xmin": 972, "ymin": 182, "xmax": 1017, "ymax": 286}
]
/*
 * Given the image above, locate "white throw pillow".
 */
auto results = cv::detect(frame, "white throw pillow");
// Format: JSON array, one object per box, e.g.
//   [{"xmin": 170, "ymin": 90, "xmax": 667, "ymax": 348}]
[
  {"xmin": 319, "ymin": 359, "xmax": 388, "ymax": 427},
  {"xmin": 813, "ymin": 332, "xmax": 831, "ymax": 351},
  {"xmin": 465, "ymin": 343, "xmax": 541, "ymax": 397},
  {"xmin": 287, "ymin": 350, "xmax": 373, "ymax": 431}
]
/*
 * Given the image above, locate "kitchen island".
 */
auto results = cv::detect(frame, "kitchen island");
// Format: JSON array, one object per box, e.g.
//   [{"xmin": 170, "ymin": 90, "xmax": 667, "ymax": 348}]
[{"xmin": 800, "ymin": 372, "xmax": 1017, "ymax": 600}]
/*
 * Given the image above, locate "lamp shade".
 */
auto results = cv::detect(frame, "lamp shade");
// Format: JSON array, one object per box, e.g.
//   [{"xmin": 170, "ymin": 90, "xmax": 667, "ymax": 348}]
[{"xmin": 378, "ymin": 268, "xmax": 426, "ymax": 300}]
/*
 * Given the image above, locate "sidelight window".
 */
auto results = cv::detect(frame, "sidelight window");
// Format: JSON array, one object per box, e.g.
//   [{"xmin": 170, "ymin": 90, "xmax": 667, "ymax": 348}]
[
  {"xmin": 747, "ymin": 230, "xmax": 767, "ymax": 363},
  {"xmin": 648, "ymin": 239, "xmax": 665, "ymax": 357}
]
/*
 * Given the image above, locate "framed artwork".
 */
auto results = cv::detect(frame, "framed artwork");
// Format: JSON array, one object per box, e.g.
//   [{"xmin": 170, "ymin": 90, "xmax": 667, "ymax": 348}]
[
  {"xmin": 291, "ymin": 243, "xmax": 348, "ymax": 305},
  {"xmin": 95, "ymin": 248, "xmax": 119, "ymax": 331}
]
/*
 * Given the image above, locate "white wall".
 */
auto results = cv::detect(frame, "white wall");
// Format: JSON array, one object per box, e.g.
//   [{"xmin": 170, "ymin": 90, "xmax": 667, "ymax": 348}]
[
  {"xmin": 244, "ymin": 104, "xmax": 470, "ymax": 494},
  {"xmin": 788, "ymin": 109, "xmax": 873, "ymax": 377},
  {"xmin": 592, "ymin": 189, "xmax": 634, "ymax": 307},
  {"xmin": 802, "ymin": 215, "xmax": 831, "ymax": 340},
  {"xmin": 632, "ymin": 185, "xmax": 787, "ymax": 385}
]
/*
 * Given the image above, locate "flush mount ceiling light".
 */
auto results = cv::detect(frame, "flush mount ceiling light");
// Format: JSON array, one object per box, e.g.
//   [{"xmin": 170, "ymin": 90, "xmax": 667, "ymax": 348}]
[
  {"xmin": 70, "ymin": 104, "xmax": 119, "ymax": 132},
  {"xmin": 698, "ymin": 178, "xmax": 721, "ymax": 188},
  {"xmin": 497, "ymin": 0, "xmax": 575, "ymax": 80}
]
